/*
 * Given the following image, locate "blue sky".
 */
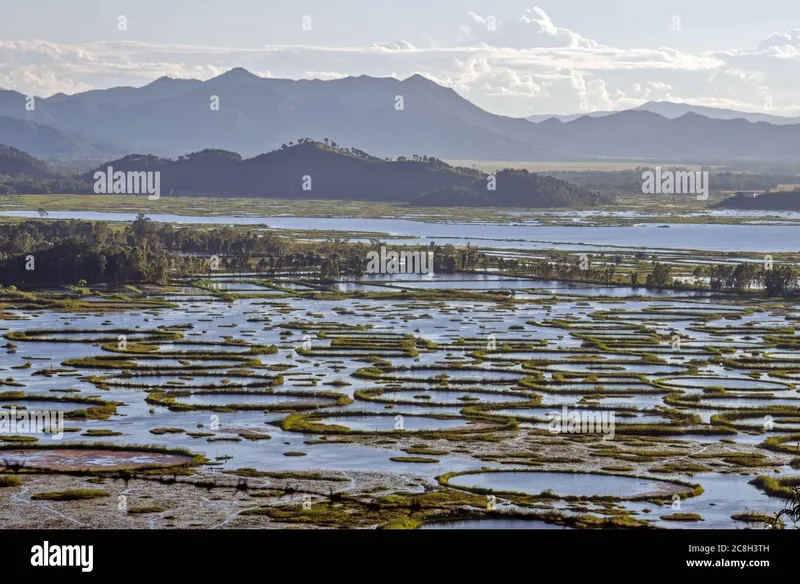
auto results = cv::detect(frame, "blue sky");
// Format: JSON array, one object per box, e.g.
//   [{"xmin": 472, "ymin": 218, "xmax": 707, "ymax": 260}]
[{"xmin": 2, "ymin": 0, "xmax": 800, "ymax": 117}]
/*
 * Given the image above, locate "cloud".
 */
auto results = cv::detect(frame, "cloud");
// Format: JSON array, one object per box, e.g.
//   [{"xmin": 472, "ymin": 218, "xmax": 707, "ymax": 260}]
[
  {"xmin": 463, "ymin": 6, "xmax": 602, "ymax": 49},
  {"xmin": 371, "ymin": 41, "xmax": 416, "ymax": 51},
  {"xmin": 757, "ymin": 29, "xmax": 800, "ymax": 50},
  {"xmin": 303, "ymin": 71, "xmax": 349, "ymax": 80},
  {"xmin": 1, "ymin": 8, "xmax": 799, "ymax": 118}
]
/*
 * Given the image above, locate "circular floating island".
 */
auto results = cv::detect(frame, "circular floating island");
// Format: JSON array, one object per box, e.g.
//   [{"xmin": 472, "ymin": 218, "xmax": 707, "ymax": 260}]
[
  {"xmin": 440, "ymin": 469, "xmax": 702, "ymax": 502},
  {"xmin": 655, "ymin": 376, "xmax": 793, "ymax": 392},
  {"xmin": 0, "ymin": 444, "xmax": 202, "ymax": 472},
  {"xmin": 146, "ymin": 389, "xmax": 350, "ymax": 412},
  {"xmin": 420, "ymin": 517, "xmax": 571, "ymax": 530},
  {"xmin": 280, "ymin": 411, "xmax": 515, "ymax": 435},
  {"xmin": 355, "ymin": 386, "xmax": 534, "ymax": 407},
  {"xmin": 93, "ymin": 372, "xmax": 284, "ymax": 391},
  {"xmin": 354, "ymin": 365, "xmax": 527, "ymax": 385}
]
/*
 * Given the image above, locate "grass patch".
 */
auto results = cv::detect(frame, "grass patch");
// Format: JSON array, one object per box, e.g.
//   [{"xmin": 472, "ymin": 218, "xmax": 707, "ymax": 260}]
[
  {"xmin": 0, "ymin": 475, "xmax": 22, "ymax": 487},
  {"xmin": 31, "ymin": 489, "xmax": 109, "ymax": 501},
  {"xmin": 389, "ymin": 456, "xmax": 440, "ymax": 464}
]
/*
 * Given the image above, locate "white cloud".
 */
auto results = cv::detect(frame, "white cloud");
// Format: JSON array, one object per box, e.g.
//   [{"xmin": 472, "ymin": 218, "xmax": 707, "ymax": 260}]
[
  {"xmin": 371, "ymin": 41, "xmax": 416, "ymax": 51},
  {"xmin": 757, "ymin": 29, "xmax": 800, "ymax": 50},
  {"xmin": 303, "ymin": 71, "xmax": 348, "ymax": 80},
  {"xmin": 1, "ymin": 8, "xmax": 799, "ymax": 118},
  {"xmin": 464, "ymin": 6, "xmax": 602, "ymax": 49}
]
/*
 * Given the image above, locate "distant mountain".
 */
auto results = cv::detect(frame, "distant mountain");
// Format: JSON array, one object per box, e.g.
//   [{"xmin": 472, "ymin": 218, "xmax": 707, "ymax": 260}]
[
  {"xmin": 713, "ymin": 190, "xmax": 800, "ymax": 211},
  {"xmin": 526, "ymin": 110, "xmax": 800, "ymax": 161},
  {"xmin": 3, "ymin": 72, "xmax": 800, "ymax": 162},
  {"xmin": 0, "ymin": 71, "xmax": 556, "ymax": 161},
  {"xmin": 0, "ymin": 143, "xmax": 49, "ymax": 176},
  {"xmin": 526, "ymin": 110, "xmax": 615, "ymax": 123},
  {"xmin": 633, "ymin": 101, "xmax": 800, "ymax": 125},
  {"xmin": 0, "ymin": 115, "xmax": 128, "ymax": 160},
  {"xmin": 527, "ymin": 101, "xmax": 800, "ymax": 126},
  {"xmin": 79, "ymin": 141, "xmax": 603, "ymax": 207}
]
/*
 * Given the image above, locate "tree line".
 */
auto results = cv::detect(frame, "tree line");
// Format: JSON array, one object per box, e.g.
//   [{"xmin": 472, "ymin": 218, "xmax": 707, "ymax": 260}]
[
  {"xmin": 0, "ymin": 218, "xmax": 488, "ymax": 287},
  {"xmin": 1, "ymin": 218, "xmax": 795, "ymax": 296}
]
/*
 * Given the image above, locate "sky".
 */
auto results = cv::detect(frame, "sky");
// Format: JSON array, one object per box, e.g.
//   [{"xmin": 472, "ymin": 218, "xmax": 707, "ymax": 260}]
[{"xmin": 2, "ymin": 0, "xmax": 800, "ymax": 117}]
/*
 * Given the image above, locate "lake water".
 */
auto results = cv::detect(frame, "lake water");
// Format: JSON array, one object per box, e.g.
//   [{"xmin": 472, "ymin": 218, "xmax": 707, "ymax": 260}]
[{"xmin": 3, "ymin": 211, "xmax": 798, "ymax": 252}]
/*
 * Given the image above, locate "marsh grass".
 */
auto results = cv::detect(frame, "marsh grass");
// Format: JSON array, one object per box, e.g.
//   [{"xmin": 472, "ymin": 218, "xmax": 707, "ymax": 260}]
[{"xmin": 31, "ymin": 489, "xmax": 109, "ymax": 501}]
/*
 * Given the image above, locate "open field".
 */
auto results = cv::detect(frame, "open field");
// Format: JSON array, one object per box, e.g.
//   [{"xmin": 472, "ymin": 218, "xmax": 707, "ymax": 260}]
[
  {"xmin": 446, "ymin": 160, "xmax": 712, "ymax": 173},
  {"xmin": 3, "ymin": 194, "xmax": 799, "ymax": 229}
]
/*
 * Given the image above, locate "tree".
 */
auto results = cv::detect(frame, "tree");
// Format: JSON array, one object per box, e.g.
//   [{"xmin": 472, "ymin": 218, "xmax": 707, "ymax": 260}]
[
  {"xmin": 732, "ymin": 262, "xmax": 758, "ymax": 292},
  {"xmin": 37, "ymin": 208, "xmax": 48, "ymax": 219},
  {"xmin": 646, "ymin": 262, "xmax": 671, "ymax": 289},
  {"xmin": 131, "ymin": 213, "xmax": 152, "ymax": 242},
  {"xmin": 692, "ymin": 266, "xmax": 704, "ymax": 287},
  {"xmin": 709, "ymin": 264, "xmax": 732, "ymax": 291},
  {"xmin": 319, "ymin": 255, "xmax": 340, "ymax": 282},
  {"xmin": 764, "ymin": 266, "xmax": 796, "ymax": 296}
]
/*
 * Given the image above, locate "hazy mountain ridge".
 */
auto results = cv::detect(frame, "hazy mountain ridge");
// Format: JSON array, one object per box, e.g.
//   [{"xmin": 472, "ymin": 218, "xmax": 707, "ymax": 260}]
[
  {"xmin": 1, "ymin": 70, "xmax": 800, "ymax": 162},
  {"xmin": 0, "ymin": 115, "xmax": 128, "ymax": 160},
  {"xmin": 527, "ymin": 100, "xmax": 800, "ymax": 125}
]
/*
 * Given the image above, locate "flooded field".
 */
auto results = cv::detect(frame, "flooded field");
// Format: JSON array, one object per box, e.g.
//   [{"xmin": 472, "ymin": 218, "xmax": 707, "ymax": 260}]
[{"xmin": 1, "ymin": 271, "xmax": 798, "ymax": 530}]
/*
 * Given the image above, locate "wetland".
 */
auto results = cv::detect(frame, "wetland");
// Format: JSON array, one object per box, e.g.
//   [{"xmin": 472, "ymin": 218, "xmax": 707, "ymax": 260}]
[{"xmin": 0, "ymin": 203, "xmax": 798, "ymax": 530}]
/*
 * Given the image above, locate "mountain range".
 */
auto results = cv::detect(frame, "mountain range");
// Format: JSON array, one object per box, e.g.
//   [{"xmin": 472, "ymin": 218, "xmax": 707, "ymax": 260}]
[
  {"xmin": 0, "ymin": 115, "xmax": 128, "ymax": 160},
  {"xmin": 1, "ymin": 69, "xmax": 800, "ymax": 163},
  {"xmin": 526, "ymin": 101, "xmax": 800, "ymax": 125}
]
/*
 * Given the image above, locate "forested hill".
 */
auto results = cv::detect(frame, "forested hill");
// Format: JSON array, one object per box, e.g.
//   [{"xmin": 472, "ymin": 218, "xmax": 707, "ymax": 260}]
[
  {"xmin": 713, "ymin": 191, "xmax": 800, "ymax": 211},
  {"xmin": 80, "ymin": 140, "xmax": 607, "ymax": 207},
  {"xmin": 0, "ymin": 143, "xmax": 50, "ymax": 177},
  {"xmin": 0, "ymin": 140, "xmax": 607, "ymax": 208},
  {"xmin": 410, "ymin": 170, "xmax": 609, "ymax": 207}
]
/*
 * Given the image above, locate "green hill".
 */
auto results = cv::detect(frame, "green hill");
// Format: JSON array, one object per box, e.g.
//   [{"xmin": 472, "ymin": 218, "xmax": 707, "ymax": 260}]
[
  {"xmin": 0, "ymin": 143, "xmax": 49, "ymax": 177},
  {"xmin": 81, "ymin": 141, "xmax": 607, "ymax": 207},
  {"xmin": 411, "ymin": 169, "xmax": 610, "ymax": 207}
]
